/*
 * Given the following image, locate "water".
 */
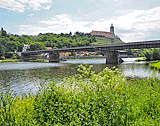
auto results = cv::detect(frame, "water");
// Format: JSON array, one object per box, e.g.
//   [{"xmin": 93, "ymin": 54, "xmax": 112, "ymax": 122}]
[{"xmin": 0, "ymin": 58, "xmax": 159, "ymax": 95}]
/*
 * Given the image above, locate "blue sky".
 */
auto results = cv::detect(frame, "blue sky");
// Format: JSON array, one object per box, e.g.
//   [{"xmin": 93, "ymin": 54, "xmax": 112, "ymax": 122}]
[{"xmin": 0, "ymin": 0, "xmax": 160, "ymax": 42}]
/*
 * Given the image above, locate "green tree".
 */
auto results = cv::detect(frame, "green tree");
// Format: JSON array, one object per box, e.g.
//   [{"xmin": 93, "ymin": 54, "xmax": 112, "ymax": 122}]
[
  {"xmin": 153, "ymin": 48, "xmax": 160, "ymax": 60},
  {"xmin": 30, "ymin": 42, "xmax": 45, "ymax": 51},
  {"xmin": 5, "ymin": 42, "xmax": 18, "ymax": 52},
  {"xmin": 1, "ymin": 30, "xmax": 8, "ymax": 37},
  {"xmin": 143, "ymin": 49, "xmax": 152, "ymax": 61},
  {"xmin": 0, "ymin": 44, "xmax": 5, "ymax": 57}
]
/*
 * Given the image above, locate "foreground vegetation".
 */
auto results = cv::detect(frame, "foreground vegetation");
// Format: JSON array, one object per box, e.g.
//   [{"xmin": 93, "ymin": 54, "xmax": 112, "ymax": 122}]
[
  {"xmin": 0, "ymin": 65, "xmax": 159, "ymax": 125},
  {"xmin": 149, "ymin": 61, "xmax": 160, "ymax": 70}
]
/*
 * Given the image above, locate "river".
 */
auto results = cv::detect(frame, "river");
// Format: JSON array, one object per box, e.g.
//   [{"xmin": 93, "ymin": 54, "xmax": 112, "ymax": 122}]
[{"xmin": 0, "ymin": 58, "xmax": 159, "ymax": 95}]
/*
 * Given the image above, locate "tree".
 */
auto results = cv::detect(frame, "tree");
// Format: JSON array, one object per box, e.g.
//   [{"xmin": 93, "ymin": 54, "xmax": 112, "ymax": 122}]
[
  {"xmin": 127, "ymin": 49, "xmax": 133, "ymax": 55},
  {"xmin": 5, "ymin": 42, "xmax": 18, "ymax": 52},
  {"xmin": 69, "ymin": 31, "xmax": 72, "ymax": 36},
  {"xmin": 153, "ymin": 48, "xmax": 160, "ymax": 60},
  {"xmin": 1, "ymin": 30, "xmax": 7, "ymax": 37},
  {"xmin": 0, "ymin": 44, "xmax": 5, "ymax": 57},
  {"xmin": 143, "ymin": 49, "xmax": 152, "ymax": 61},
  {"xmin": 30, "ymin": 42, "xmax": 45, "ymax": 51}
]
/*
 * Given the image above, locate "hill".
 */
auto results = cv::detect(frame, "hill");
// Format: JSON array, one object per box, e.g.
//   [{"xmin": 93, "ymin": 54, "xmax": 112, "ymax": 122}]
[{"xmin": 0, "ymin": 29, "xmax": 123, "ymax": 59}]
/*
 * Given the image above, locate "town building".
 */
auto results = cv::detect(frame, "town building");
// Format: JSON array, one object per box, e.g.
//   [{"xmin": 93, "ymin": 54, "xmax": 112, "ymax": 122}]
[{"xmin": 90, "ymin": 24, "xmax": 115, "ymax": 39}]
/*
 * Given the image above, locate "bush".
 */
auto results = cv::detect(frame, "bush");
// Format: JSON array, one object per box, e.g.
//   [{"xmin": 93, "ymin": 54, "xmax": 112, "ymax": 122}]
[{"xmin": 0, "ymin": 56, "xmax": 5, "ymax": 60}]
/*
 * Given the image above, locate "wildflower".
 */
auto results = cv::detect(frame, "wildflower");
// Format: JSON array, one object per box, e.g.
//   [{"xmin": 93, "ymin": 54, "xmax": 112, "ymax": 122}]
[
  {"xmin": 82, "ymin": 115, "xmax": 85, "ymax": 118},
  {"xmin": 61, "ymin": 94, "xmax": 63, "ymax": 95},
  {"xmin": 1, "ymin": 83, "xmax": 3, "ymax": 85},
  {"xmin": 80, "ymin": 114, "xmax": 82, "ymax": 116},
  {"xmin": 112, "ymin": 85, "xmax": 115, "ymax": 88}
]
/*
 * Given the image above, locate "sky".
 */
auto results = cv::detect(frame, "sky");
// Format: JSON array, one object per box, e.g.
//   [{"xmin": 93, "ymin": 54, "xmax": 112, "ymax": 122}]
[{"xmin": 0, "ymin": 0, "xmax": 160, "ymax": 42}]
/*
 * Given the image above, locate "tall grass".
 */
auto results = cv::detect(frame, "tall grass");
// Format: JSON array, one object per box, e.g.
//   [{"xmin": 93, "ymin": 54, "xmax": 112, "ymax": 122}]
[{"xmin": 0, "ymin": 65, "xmax": 159, "ymax": 125}]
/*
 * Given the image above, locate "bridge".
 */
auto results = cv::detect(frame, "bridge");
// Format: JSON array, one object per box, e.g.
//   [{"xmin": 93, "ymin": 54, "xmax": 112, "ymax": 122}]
[{"xmin": 22, "ymin": 40, "xmax": 160, "ymax": 64}]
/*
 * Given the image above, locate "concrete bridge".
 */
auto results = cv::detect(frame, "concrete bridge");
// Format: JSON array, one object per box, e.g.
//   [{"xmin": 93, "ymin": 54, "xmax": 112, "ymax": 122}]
[{"xmin": 22, "ymin": 40, "xmax": 160, "ymax": 64}]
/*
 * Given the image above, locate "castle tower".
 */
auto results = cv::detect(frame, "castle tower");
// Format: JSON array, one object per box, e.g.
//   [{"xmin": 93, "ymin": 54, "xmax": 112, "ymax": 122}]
[
  {"xmin": 110, "ymin": 23, "xmax": 114, "ymax": 34},
  {"xmin": 110, "ymin": 24, "xmax": 115, "ymax": 42}
]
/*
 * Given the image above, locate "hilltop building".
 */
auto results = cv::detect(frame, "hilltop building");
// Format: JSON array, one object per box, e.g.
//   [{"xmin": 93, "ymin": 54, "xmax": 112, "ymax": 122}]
[{"xmin": 90, "ymin": 24, "xmax": 115, "ymax": 39}]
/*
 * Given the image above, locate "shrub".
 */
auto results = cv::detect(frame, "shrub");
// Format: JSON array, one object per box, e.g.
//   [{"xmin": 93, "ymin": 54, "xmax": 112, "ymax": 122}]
[{"xmin": 0, "ymin": 56, "xmax": 5, "ymax": 60}]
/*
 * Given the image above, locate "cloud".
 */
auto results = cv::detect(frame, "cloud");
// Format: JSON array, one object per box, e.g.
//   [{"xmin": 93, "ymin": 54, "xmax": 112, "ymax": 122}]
[
  {"xmin": 19, "ymin": 14, "xmax": 90, "ymax": 35},
  {"xmin": 44, "ymin": 5, "xmax": 51, "ymax": 10},
  {"xmin": 28, "ymin": 0, "xmax": 41, "ymax": 10},
  {"xmin": 0, "ymin": 0, "xmax": 25, "ymax": 12},
  {"xmin": 26, "ymin": 13, "xmax": 34, "ymax": 17},
  {"xmin": 110, "ymin": 6, "xmax": 160, "ymax": 42},
  {"xmin": 0, "ymin": 0, "xmax": 52, "ymax": 12},
  {"xmin": 18, "ymin": 0, "xmax": 28, "ymax": 4},
  {"xmin": 19, "ymin": 25, "xmax": 49, "ymax": 35},
  {"xmin": 18, "ymin": 6, "xmax": 160, "ymax": 42}
]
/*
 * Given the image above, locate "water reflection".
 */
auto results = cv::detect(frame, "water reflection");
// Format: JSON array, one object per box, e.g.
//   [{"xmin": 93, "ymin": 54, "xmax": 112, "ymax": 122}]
[{"xmin": 0, "ymin": 58, "xmax": 159, "ymax": 95}]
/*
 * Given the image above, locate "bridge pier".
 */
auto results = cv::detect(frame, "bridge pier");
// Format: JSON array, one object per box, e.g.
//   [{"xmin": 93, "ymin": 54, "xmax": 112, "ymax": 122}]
[
  {"xmin": 49, "ymin": 52, "xmax": 60, "ymax": 63},
  {"xmin": 106, "ymin": 50, "xmax": 118, "ymax": 64}
]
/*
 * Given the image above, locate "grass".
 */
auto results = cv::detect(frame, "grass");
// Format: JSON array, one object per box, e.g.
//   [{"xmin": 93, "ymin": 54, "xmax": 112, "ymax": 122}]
[
  {"xmin": 29, "ymin": 59, "xmax": 47, "ymax": 62},
  {"xmin": 1, "ymin": 59, "xmax": 48, "ymax": 62},
  {"xmin": 1, "ymin": 59, "xmax": 22, "ymax": 62},
  {"xmin": 0, "ymin": 64, "xmax": 159, "ymax": 125},
  {"xmin": 135, "ymin": 58, "xmax": 146, "ymax": 62}
]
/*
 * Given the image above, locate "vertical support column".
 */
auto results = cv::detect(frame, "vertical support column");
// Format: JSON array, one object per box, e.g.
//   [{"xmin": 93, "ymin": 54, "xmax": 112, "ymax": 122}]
[
  {"xmin": 49, "ymin": 52, "xmax": 60, "ymax": 63},
  {"xmin": 106, "ymin": 50, "xmax": 118, "ymax": 64}
]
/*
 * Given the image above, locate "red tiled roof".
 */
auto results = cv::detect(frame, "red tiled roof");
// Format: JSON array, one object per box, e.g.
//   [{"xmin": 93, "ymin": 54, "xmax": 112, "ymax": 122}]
[{"xmin": 45, "ymin": 47, "xmax": 52, "ymax": 50}]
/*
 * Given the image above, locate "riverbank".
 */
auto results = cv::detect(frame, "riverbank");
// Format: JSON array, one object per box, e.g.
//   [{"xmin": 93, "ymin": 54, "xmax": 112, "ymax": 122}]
[
  {"xmin": 0, "ymin": 56, "xmax": 105, "ymax": 63},
  {"xmin": 0, "ymin": 65, "xmax": 159, "ymax": 125},
  {"xmin": 61, "ymin": 56, "xmax": 106, "ymax": 59},
  {"xmin": 0, "ymin": 59, "xmax": 49, "ymax": 63},
  {"xmin": 0, "ymin": 59, "xmax": 22, "ymax": 62}
]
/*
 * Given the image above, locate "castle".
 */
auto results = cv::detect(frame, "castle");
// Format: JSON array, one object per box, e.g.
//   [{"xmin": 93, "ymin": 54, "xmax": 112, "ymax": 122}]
[{"xmin": 90, "ymin": 24, "xmax": 115, "ymax": 39}]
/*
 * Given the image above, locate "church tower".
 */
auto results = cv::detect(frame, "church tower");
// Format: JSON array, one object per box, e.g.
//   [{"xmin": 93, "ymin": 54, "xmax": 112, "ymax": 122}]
[{"xmin": 110, "ymin": 23, "xmax": 114, "ymax": 34}]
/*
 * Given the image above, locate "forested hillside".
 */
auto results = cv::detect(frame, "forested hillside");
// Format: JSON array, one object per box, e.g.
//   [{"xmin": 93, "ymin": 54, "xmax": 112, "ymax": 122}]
[
  {"xmin": 0, "ymin": 29, "xmax": 124, "ymax": 59},
  {"xmin": 0, "ymin": 30, "xmax": 96, "ymax": 59}
]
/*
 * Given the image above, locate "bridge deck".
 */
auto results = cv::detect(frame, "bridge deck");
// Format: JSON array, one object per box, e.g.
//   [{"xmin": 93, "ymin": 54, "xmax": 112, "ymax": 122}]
[{"xmin": 22, "ymin": 40, "xmax": 160, "ymax": 55}]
